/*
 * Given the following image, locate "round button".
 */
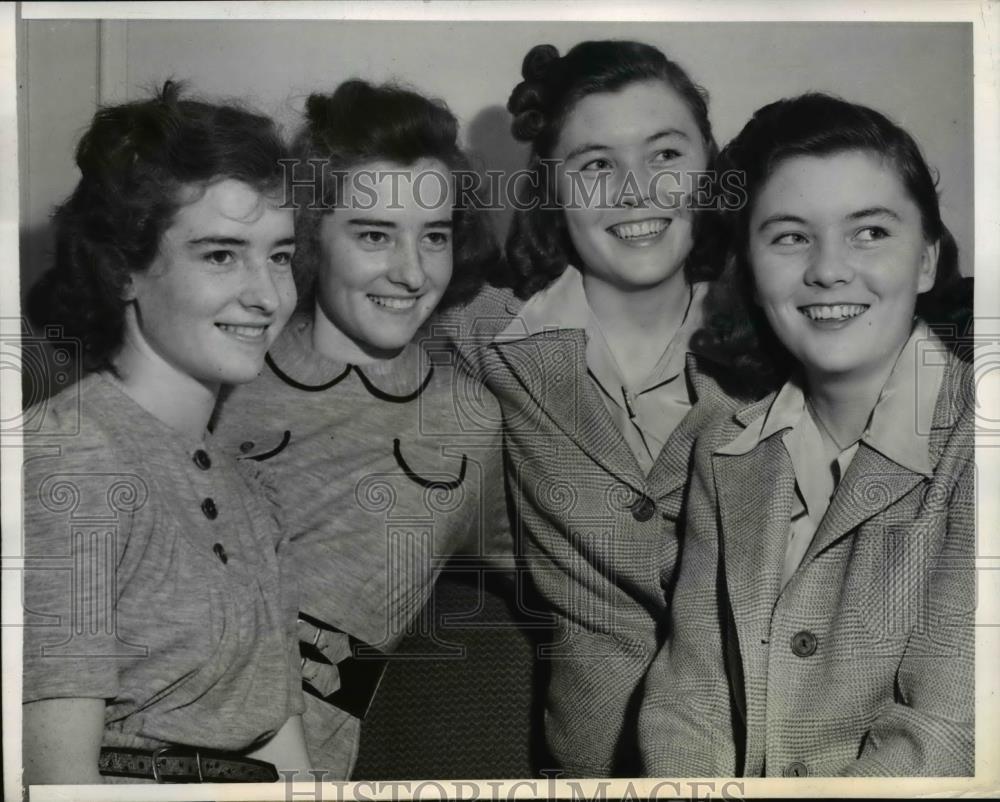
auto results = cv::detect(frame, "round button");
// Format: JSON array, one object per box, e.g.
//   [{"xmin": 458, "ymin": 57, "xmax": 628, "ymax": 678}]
[
  {"xmin": 201, "ymin": 498, "xmax": 218, "ymax": 520},
  {"xmin": 193, "ymin": 449, "xmax": 211, "ymax": 470},
  {"xmin": 213, "ymin": 543, "xmax": 228, "ymax": 564},
  {"xmin": 630, "ymin": 495, "xmax": 656, "ymax": 522},
  {"xmin": 783, "ymin": 761, "xmax": 808, "ymax": 777},
  {"xmin": 790, "ymin": 630, "xmax": 817, "ymax": 657},
  {"xmin": 239, "ymin": 441, "xmax": 255, "ymax": 454}
]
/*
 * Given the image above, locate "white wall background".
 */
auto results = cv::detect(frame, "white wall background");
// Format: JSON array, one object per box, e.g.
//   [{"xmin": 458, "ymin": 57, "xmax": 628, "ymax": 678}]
[{"xmin": 18, "ymin": 19, "xmax": 974, "ymax": 299}]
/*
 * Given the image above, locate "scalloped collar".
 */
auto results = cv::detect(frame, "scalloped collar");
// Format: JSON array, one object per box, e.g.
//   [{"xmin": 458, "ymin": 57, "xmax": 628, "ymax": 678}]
[{"xmin": 264, "ymin": 313, "xmax": 433, "ymax": 401}]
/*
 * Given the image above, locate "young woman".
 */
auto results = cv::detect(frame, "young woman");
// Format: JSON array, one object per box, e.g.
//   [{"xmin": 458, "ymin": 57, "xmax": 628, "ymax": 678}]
[
  {"xmin": 638, "ymin": 93, "xmax": 974, "ymax": 777},
  {"xmin": 22, "ymin": 83, "xmax": 307, "ymax": 784},
  {"xmin": 210, "ymin": 80, "xmax": 509, "ymax": 778},
  {"xmin": 435, "ymin": 40, "xmax": 728, "ymax": 776}
]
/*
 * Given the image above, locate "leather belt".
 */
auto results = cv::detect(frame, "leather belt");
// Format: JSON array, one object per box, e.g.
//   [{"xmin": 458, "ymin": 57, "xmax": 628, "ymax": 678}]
[
  {"xmin": 98, "ymin": 746, "xmax": 278, "ymax": 783},
  {"xmin": 298, "ymin": 611, "xmax": 389, "ymax": 720}
]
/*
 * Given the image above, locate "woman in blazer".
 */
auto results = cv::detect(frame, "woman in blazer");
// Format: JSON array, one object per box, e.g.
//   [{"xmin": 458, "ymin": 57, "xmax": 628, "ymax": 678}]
[
  {"xmin": 434, "ymin": 39, "xmax": 729, "ymax": 776},
  {"xmin": 638, "ymin": 93, "xmax": 974, "ymax": 777}
]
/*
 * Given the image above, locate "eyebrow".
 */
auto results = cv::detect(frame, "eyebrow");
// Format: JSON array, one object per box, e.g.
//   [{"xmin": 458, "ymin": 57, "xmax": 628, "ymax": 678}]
[
  {"xmin": 846, "ymin": 206, "xmax": 902, "ymax": 222},
  {"xmin": 757, "ymin": 206, "xmax": 902, "ymax": 232},
  {"xmin": 347, "ymin": 218, "xmax": 396, "ymax": 228},
  {"xmin": 187, "ymin": 236, "xmax": 248, "ymax": 247},
  {"xmin": 347, "ymin": 218, "xmax": 453, "ymax": 229},
  {"xmin": 756, "ymin": 214, "xmax": 807, "ymax": 233},
  {"xmin": 563, "ymin": 128, "xmax": 691, "ymax": 163},
  {"xmin": 187, "ymin": 236, "xmax": 295, "ymax": 248}
]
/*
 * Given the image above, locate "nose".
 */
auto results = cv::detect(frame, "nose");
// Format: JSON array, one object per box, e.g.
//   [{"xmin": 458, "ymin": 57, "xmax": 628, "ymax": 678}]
[
  {"xmin": 804, "ymin": 238, "xmax": 855, "ymax": 287},
  {"xmin": 387, "ymin": 237, "xmax": 426, "ymax": 292},
  {"xmin": 240, "ymin": 257, "xmax": 281, "ymax": 314},
  {"xmin": 616, "ymin": 158, "xmax": 653, "ymax": 209}
]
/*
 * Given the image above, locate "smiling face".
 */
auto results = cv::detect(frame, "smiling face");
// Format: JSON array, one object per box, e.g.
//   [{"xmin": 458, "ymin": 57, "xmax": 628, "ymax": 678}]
[
  {"xmin": 122, "ymin": 178, "xmax": 297, "ymax": 389},
  {"xmin": 553, "ymin": 79, "xmax": 709, "ymax": 294},
  {"xmin": 313, "ymin": 158, "xmax": 454, "ymax": 361},
  {"xmin": 748, "ymin": 150, "xmax": 938, "ymax": 386}
]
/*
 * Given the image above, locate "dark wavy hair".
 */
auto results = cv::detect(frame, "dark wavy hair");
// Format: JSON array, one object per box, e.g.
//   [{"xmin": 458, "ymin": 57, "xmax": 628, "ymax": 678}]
[
  {"xmin": 694, "ymin": 93, "xmax": 972, "ymax": 400},
  {"xmin": 499, "ymin": 40, "xmax": 721, "ymax": 299},
  {"xmin": 27, "ymin": 80, "xmax": 289, "ymax": 373},
  {"xmin": 288, "ymin": 79, "xmax": 500, "ymax": 313}
]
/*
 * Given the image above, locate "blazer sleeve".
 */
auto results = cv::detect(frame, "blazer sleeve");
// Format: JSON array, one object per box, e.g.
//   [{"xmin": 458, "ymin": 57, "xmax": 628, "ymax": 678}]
[
  {"xmin": 844, "ymin": 452, "xmax": 975, "ymax": 777},
  {"xmin": 638, "ymin": 430, "xmax": 739, "ymax": 777}
]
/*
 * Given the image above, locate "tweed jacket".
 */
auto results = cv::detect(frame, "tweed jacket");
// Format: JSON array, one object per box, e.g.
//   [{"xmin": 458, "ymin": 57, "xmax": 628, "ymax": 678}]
[
  {"xmin": 430, "ymin": 283, "xmax": 730, "ymax": 776},
  {"xmin": 638, "ymin": 351, "xmax": 975, "ymax": 777}
]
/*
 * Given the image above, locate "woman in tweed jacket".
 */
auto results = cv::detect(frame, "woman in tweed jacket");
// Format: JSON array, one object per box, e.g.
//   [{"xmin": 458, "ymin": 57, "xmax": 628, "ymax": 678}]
[
  {"xmin": 638, "ymin": 93, "xmax": 974, "ymax": 777},
  {"xmin": 434, "ymin": 40, "xmax": 729, "ymax": 776}
]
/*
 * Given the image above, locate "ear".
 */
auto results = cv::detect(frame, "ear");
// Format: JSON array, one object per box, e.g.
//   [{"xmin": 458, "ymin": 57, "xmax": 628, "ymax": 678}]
[
  {"xmin": 917, "ymin": 239, "xmax": 939, "ymax": 295},
  {"xmin": 120, "ymin": 274, "xmax": 137, "ymax": 302}
]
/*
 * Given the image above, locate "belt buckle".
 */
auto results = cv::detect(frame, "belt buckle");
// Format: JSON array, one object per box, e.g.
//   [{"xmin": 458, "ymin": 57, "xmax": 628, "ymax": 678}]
[{"xmin": 152, "ymin": 746, "xmax": 202, "ymax": 783}]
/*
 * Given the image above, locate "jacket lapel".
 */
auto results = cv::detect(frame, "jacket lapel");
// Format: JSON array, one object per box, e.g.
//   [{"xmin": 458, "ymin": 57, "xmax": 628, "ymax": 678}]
[
  {"xmin": 488, "ymin": 329, "xmax": 647, "ymax": 492},
  {"xmin": 802, "ymin": 445, "xmax": 923, "ymax": 566},
  {"xmin": 712, "ymin": 402, "xmax": 797, "ymax": 773},
  {"xmin": 713, "ymin": 434, "xmax": 795, "ymax": 648},
  {"xmin": 645, "ymin": 353, "xmax": 730, "ymax": 501}
]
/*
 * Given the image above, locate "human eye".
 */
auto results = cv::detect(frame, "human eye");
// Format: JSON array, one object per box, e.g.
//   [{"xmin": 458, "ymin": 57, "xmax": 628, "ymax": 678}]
[
  {"xmin": 854, "ymin": 225, "xmax": 890, "ymax": 243},
  {"xmin": 579, "ymin": 157, "xmax": 613, "ymax": 173},
  {"xmin": 203, "ymin": 250, "xmax": 236, "ymax": 266},
  {"xmin": 652, "ymin": 148, "xmax": 683, "ymax": 164},
  {"xmin": 771, "ymin": 231, "xmax": 809, "ymax": 247},
  {"xmin": 358, "ymin": 230, "xmax": 390, "ymax": 247},
  {"xmin": 270, "ymin": 249, "xmax": 295, "ymax": 268},
  {"xmin": 423, "ymin": 231, "xmax": 451, "ymax": 250}
]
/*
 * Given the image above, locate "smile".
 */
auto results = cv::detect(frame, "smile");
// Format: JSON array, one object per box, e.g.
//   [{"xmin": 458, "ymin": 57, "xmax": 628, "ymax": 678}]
[
  {"xmin": 368, "ymin": 295, "xmax": 419, "ymax": 311},
  {"xmin": 216, "ymin": 323, "xmax": 269, "ymax": 341},
  {"xmin": 798, "ymin": 304, "xmax": 870, "ymax": 322},
  {"xmin": 607, "ymin": 218, "xmax": 671, "ymax": 241}
]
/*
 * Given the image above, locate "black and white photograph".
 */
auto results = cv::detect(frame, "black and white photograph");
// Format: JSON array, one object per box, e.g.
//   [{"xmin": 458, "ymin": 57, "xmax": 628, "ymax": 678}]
[{"xmin": 2, "ymin": 1, "xmax": 997, "ymax": 800}]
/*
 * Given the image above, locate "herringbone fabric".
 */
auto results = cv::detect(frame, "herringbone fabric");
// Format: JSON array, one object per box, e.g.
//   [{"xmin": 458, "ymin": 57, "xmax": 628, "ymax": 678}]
[
  {"xmin": 430, "ymin": 286, "xmax": 732, "ymax": 776},
  {"xmin": 638, "ymin": 354, "xmax": 974, "ymax": 777}
]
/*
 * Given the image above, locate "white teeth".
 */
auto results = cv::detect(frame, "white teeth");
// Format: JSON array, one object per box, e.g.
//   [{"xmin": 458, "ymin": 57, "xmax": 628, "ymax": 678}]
[
  {"xmin": 799, "ymin": 304, "xmax": 869, "ymax": 321},
  {"xmin": 369, "ymin": 295, "xmax": 418, "ymax": 310},
  {"xmin": 217, "ymin": 324, "xmax": 267, "ymax": 338},
  {"xmin": 609, "ymin": 219, "xmax": 669, "ymax": 239}
]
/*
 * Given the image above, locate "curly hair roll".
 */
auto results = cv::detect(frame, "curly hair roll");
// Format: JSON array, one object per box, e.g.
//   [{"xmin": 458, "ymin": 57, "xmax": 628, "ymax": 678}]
[{"xmin": 500, "ymin": 40, "xmax": 721, "ymax": 299}]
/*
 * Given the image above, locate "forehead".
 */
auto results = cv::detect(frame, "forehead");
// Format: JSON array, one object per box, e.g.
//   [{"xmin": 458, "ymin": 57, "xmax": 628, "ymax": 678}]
[
  {"xmin": 339, "ymin": 158, "xmax": 454, "ymax": 215},
  {"xmin": 555, "ymin": 79, "xmax": 701, "ymax": 153},
  {"xmin": 170, "ymin": 178, "xmax": 289, "ymax": 232},
  {"xmin": 754, "ymin": 150, "xmax": 917, "ymax": 218}
]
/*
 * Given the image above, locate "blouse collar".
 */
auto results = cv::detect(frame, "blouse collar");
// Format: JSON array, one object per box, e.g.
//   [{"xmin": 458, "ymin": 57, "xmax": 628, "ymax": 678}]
[
  {"xmin": 716, "ymin": 320, "xmax": 945, "ymax": 477},
  {"xmin": 265, "ymin": 313, "xmax": 433, "ymax": 400}
]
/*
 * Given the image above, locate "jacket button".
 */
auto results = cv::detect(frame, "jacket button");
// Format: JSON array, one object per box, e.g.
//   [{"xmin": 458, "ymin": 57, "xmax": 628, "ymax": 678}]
[
  {"xmin": 239, "ymin": 441, "xmax": 255, "ymax": 453},
  {"xmin": 790, "ymin": 630, "xmax": 817, "ymax": 657},
  {"xmin": 193, "ymin": 449, "xmax": 211, "ymax": 470},
  {"xmin": 213, "ymin": 543, "xmax": 228, "ymax": 564},
  {"xmin": 783, "ymin": 761, "xmax": 808, "ymax": 777},
  {"xmin": 630, "ymin": 495, "xmax": 656, "ymax": 522},
  {"xmin": 201, "ymin": 498, "xmax": 218, "ymax": 520}
]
